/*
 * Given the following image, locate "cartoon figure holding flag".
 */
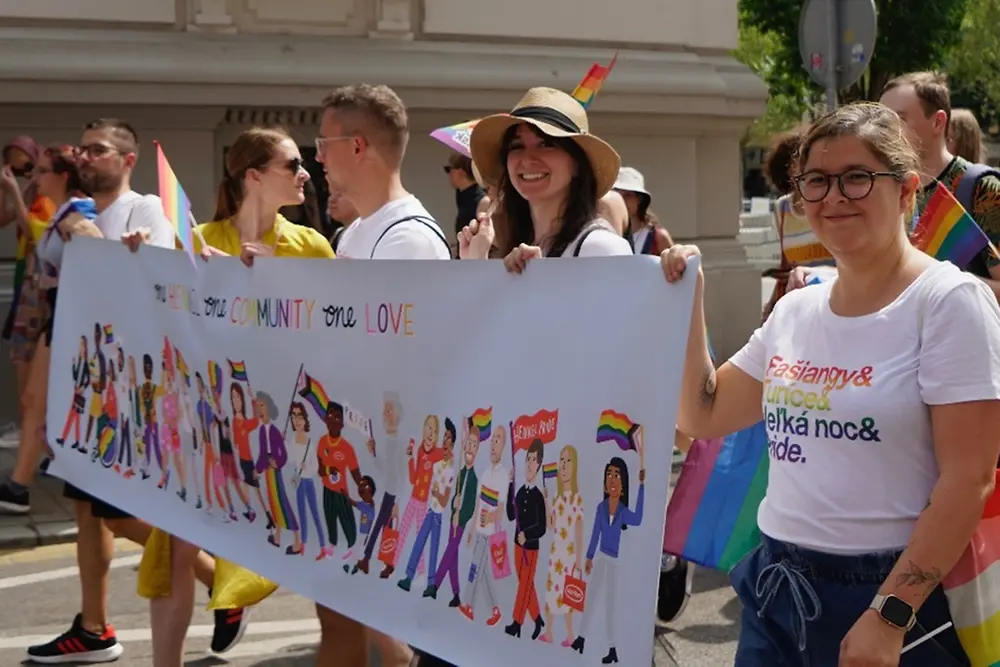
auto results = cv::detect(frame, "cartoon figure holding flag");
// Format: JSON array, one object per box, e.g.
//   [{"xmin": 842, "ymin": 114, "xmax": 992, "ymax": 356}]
[
  {"xmin": 571, "ymin": 410, "xmax": 646, "ymax": 664},
  {"xmin": 504, "ymin": 437, "xmax": 547, "ymax": 640},
  {"xmin": 84, "ymin": 322, "xmax": 109, "ymax": 452}
]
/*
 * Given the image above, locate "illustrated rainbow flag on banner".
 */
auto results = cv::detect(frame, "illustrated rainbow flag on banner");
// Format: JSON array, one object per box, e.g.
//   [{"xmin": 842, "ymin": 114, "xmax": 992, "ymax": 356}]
[
  {"xmin": 571, "ymin": 50, "xmax": 619, "ymax": 109},
  {"xmin": 480, "ymin": 486, "xmax": 500, "ymax": 508},
  {"xmin": 596, "ymin": 409, "xmax": 639, "ymax": 452},
  {"xmin": 471, "ymin": 407, "xmax": 492, "ymax": 441},
  {"xmin": 228, "ymin": 359, "xmax": 248, "ymax": 383},
  {"xmin": 542, "ymin": 462, "xmax": 559, "ymax": 481},
  {"xmin": 297, "ymin": 371, "xmax": 331, "ymax": 418},
  {"xmin": 207, "ymin": 361, "xmax": 222, "ymax": 396},
  {"xmin": 664, "ymin": 422, "xmax": 769, "ymax": 571},
  {"xmin": 98, "ymin": 424, "xmax": 116, "ymax": 466},
  {"xmin": 154, "ymin": 141, "xmax": 196, "ymax": 265},
  {"xmin": 103, "ymin": 324, "xmax": 114, "ymax": 345},
  {"xmin": 942, "ymin": 472, "xmax": 1000, "ymax": 667},
  {"xmin": 174, "ymin": 348, "xmax": 189, "ymax": 383},
  {"xmin": 912, "ymin": 181, "xmax": 996, "ymax": 269}
]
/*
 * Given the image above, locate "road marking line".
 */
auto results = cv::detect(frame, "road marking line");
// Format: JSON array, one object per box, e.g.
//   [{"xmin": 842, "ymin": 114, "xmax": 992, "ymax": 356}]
[
  {"xmin": 0, "ymin": 619, "xmax": 321, "ymax": 650},
  {"xmin": 0, "ymin": 554, "xmax": 141, "ymax": 591},
  {"xmin": 0, "ymin": 538, "xmax": 140, "ymax": 567}
]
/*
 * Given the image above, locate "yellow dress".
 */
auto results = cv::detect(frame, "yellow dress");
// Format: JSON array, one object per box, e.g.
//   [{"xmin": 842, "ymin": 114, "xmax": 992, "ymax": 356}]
[{"xmin": 138, "ymin": 215, "xmax": 334, "ymax": 608}]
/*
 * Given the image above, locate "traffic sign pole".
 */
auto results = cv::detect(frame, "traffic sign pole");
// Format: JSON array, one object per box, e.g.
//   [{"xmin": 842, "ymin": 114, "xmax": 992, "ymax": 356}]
[{"xmin": 825, "ymin": 0, "xmax": 839, "ymax": 111}]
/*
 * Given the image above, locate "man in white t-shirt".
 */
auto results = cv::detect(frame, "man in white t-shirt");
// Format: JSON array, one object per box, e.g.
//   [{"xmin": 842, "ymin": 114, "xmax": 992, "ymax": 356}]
[
  {"xmin": 314, "ymin": 83, "xmax": 450, "ymax": 667},
  {"xmin": 27, "ymin": 119, "xmax": 239, "ymax": 665}
]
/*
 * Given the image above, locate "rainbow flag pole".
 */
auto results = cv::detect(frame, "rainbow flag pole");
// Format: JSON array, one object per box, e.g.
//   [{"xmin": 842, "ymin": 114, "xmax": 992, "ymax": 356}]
[
  {"xmin": 571, "ymin": 50, "xmax": 620, "ymax": 109},
  {"xmin": 154, "ymin": 140, "xmax": 205, "ymax": 265}
]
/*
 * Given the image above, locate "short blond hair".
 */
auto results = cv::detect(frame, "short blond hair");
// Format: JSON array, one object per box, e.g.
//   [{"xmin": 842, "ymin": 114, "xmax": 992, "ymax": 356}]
[{"xmin": 322, "ymin": 84, "xmax": 409, "ymax": 165}]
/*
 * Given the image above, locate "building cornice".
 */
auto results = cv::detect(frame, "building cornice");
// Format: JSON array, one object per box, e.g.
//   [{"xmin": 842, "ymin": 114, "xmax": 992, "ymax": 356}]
[{"xmin": 0, "ymin": 27, "xmax": 765, "ymax": 117}]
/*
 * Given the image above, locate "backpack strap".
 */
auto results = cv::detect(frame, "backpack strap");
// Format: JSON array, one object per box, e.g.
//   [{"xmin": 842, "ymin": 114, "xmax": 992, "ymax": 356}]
[
  {"xmin": 954, "ymin": 164, "xmax": 1000, "ymax": 216},
  {"xmin": 370, "ymin": 215, "xmax": 449, "ymax": 259},
  {"xmin": 639, "ymin": 227, "xmax": 657, "ymax": 255},
  {"xmin": 571, "ymin": 220, "xmax": 619, "ymax": 257}
]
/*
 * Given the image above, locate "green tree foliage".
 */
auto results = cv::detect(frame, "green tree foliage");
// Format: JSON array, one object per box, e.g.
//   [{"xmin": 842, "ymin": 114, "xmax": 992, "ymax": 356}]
[
  {"xmin": 740, "ymin": 0, "xmax": 970, "ymax": 105},
  {"xmin": 946, "ymin": 0, "xmax": 1000, "ymax": 135}
]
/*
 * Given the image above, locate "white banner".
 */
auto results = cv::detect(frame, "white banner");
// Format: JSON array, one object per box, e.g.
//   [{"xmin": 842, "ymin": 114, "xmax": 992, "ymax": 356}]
[{"xmin": 47, "ymin": 238, "xmax": 695, "ymax": 667}]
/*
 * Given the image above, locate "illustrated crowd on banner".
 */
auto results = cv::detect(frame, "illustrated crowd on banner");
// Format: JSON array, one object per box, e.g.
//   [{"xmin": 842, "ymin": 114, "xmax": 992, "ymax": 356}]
[{"xmin": 60, "ymin": 319, "xmax": 651, "ymax": 657}]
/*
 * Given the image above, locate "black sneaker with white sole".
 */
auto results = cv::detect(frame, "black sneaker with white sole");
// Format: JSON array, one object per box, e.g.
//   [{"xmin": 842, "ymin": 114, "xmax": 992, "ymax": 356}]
[
  {"xmin": 0, "ymin": 481, "xmax": 30, "ymax": 514},
  {"xmin": 25, "ymin": 613, "xmax": 124, "ymax": 664},
  {"xmin": 211, "ymin": 605, "xmax": 250, "ymax": 653},
  {"xmin": 657, "ymin": 554, "xmax": 694, "ymax": 624}
]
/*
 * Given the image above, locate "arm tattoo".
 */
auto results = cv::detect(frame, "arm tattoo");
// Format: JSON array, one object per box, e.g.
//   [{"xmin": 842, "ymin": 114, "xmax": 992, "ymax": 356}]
[
  {"xmin": 700, "ymin": 364, "xmax": 717, "ymax": 409},
  {"xmin": 894, "ymin": 560, "xmax": 942, "ymax": 598}
]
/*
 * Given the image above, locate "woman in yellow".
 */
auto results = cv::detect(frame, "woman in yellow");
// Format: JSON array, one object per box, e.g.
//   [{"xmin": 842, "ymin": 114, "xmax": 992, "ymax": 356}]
[{"xmin": 139, "ymin": 127, "xmax": 333, "ymax": 667}]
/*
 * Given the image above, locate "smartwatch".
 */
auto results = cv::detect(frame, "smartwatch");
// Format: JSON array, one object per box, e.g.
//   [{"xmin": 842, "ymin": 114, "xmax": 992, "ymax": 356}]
[{"xmin": 869, "ymin": 594, "xmax": 916, "ymax": 630}]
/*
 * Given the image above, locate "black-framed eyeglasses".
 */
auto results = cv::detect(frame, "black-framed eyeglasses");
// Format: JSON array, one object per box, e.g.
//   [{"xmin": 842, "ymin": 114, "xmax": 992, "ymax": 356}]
[
  {"xmin": 74, "ymin": 143, "xmax": 125, "ymax": 159},
  {"xmin": 794, "ymin": 169, "xmax": 900, "ymax": 203}
]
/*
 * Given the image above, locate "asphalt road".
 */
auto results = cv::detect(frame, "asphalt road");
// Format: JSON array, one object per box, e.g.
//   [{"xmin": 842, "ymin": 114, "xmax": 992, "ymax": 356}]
[{"xmin": 0, "ymin": 540, "xmax": 739, "ymax": 666}]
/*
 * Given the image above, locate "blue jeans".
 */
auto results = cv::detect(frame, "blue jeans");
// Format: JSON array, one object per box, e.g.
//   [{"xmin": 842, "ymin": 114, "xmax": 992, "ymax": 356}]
[
  {"xmin": 406, "ymin": 510, "xmax": 442, "ymax": 582},
  {"xmin": 730, "ymin": 534, "xmax": 969, "ymax": 667},
  {"xmin": 296, "ymin": 478, "xmax": 325, "ymax": 547}
]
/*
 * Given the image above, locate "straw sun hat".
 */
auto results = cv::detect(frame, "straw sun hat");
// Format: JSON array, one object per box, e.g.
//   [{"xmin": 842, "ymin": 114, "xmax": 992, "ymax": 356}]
[{"xmin": 470, "ymin": 87, "xmax": 621, "ymax": 197}]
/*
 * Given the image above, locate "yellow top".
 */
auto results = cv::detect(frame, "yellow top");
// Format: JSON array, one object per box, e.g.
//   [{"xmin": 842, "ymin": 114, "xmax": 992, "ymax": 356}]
[
  {"xmin": 192, "ymin": 214, "xmax": 335, "ymax": 259},
  {"xmin": 138, "ymin": 214, "xmax": 332, "ymax": 609}
]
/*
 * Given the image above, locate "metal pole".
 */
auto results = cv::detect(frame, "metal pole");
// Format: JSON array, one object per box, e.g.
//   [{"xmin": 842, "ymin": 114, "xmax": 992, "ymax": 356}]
[{"xmin": 825, "ymin": 0, "xmax": 839, "ymax": 111}]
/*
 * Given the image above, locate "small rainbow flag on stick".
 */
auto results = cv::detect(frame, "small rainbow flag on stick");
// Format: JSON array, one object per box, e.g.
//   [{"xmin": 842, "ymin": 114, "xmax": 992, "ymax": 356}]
[
  {"xmin": 542, "ymin": 462, "xmax": 559, "ymax": 481},
  {"xmin": 912, "ymin": 181, "xmax": 997, "ymax": 269},
  {"xmin": 297, "ymin": 371, "xmax": 331, "ymax": 418},
  {"xmin": 471, "ymin": 407, "xmax": 492, "ymax": 441},
  {"xmin": 571, "ymin": 50, "xmax": 619, "ymax": 109},
  {"xmin": 207, "ymin": 361, "xmax": 222, "ymax": 395},
  {"xmin": 228, "ymin": 359, "xmax": 248, "ymax": 383},
  {"xmin": 429, "ymin": 119, "xmax": 480, "ymax": 158},
  {"xmin": 175, "ymin": 348, "xmax": 189, "ymax": 382},
  {"xmin": 103, "ymin": 324, "xmax": 114, "ymax": 344},
  {"xmin": 596, "ymin": 409, "xmax": 640, "ymax": 452},
  {"xmin": 154, "ymin": 141, "xmax": 197, "ymax": 266},
  {"xmin": 480, "ymin": 486, "xmax": 500, "ymax": 508}
]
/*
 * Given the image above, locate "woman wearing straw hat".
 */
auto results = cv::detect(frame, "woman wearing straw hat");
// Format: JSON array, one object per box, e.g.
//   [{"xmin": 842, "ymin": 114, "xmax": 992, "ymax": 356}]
[
  {"xmin": 613, "ymin": 166, "xmax": 673, "ymax": 255},
  {"xmin": 459, "ymin": 87, "xmax": 632, "ymax": 263}
]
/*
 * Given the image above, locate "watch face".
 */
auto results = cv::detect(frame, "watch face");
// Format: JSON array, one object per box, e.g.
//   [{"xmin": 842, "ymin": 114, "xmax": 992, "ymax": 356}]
[{"xmin": 881, "ymin": 595, "xmax": 914, "ymax": 627}]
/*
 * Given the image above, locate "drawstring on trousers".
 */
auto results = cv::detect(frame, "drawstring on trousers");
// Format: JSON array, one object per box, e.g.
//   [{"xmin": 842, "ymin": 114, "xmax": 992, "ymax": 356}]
[{"xmin": 754, "ymin": 558, "xmax": 822, "ymax": 652}]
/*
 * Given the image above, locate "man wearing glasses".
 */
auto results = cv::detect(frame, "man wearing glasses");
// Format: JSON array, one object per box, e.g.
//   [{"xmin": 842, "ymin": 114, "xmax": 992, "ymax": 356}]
[{"xmin": 26, "ymin": 119, "xmax": 241, "ymax": 665}]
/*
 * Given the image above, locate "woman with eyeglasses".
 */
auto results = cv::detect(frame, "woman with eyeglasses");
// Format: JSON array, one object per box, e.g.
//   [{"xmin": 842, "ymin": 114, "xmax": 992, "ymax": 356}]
[
  {"xmin": 664, "ymin": 103, "xmax": 1000, "ymax": 666},
  {"xmin": 138, "ymin": 127, "xmax": 334, "ymax": 667}
]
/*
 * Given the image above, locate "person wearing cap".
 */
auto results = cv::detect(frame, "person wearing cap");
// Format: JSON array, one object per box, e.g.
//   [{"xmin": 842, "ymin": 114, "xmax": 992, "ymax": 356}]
[
  {"xmin": 613, "ymin": 166, "xmax": 672, "ymax": 255},
  {"xmin": 458, "ymin": 86, "xmax": 632, "ymax": 264}
]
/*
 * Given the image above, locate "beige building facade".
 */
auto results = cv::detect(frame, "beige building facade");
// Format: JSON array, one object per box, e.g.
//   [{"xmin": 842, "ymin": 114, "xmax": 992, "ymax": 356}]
[{"xmin": 0, "ymin": 0, "xmax": 765, "ymax": 414}]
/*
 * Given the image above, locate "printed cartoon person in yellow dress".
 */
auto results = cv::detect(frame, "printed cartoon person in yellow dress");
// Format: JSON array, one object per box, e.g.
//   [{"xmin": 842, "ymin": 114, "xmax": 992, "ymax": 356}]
[
  {"xmin": 541, "ymin": 445, "xmax": 584, "ymax": 645},
  {"xmin": 83, "ymin": 322, "xmax": 107, "ymax": 453},
  {"xmin": 139, "ymin": 353, "xmax": 162, "ymax": 481}
]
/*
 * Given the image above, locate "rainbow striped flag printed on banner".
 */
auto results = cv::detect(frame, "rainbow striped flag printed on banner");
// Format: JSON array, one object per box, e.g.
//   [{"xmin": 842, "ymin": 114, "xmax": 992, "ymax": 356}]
[
  {"xmin": 571, "ymin": 50, "xmax": 619, "ymax": 109},
  {"xmin": 480, "ymin": 486, "xmax": 500, "ymax": 508},
  {"xmin": 542, "ymin": 461, "xmax": 558, "ymax": 481},
  {"xmin": 912, "ymin": 181, "xmax": 997, "ymax": 269},
  {"xmin": 664, "ymin": 421, "xmax": 769, "ymax": 571},
  {"xmin": 228, "ymin": 359, "xmax": 248, "ymax": 383},
  {"xmin": 942, "ymin": 471, "xmax": 1000, "ymax": 667},
  {"xmin": 154, "ymin": 141, "xmax": 197, "ymax": 265},
  {"xmin": 296, "ymin": 370, "xmax": 331, "ymax": 419},
  {"xmin": 470, "ymin": 407, "xmax": 492, "ymax": 441}
]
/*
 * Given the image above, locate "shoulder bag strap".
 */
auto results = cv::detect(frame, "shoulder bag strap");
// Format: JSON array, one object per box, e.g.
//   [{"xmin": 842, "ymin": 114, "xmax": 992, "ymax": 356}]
[
  {"xmin": 571, "ymin": 220, "xmax": 617, "ymax": 257},
  {"xmin": 371, "ymin": 215, "xmax": 449, "ymax": 258}
]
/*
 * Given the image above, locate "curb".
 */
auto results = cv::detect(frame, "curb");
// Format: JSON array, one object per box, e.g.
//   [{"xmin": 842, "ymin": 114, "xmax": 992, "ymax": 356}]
[{"xmin": 0, "ymin": 520, "xmax": 78, "ymax": 550}]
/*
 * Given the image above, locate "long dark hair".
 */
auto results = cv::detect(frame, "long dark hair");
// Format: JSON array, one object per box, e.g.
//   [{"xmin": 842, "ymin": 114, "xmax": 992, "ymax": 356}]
[
  {"xmin": 494, "ymin": 124, "xmax": 599, "ymax": 257},
  {"xmin": 603, "ymin": 456, "xmax": 631, "ymax": 531}
]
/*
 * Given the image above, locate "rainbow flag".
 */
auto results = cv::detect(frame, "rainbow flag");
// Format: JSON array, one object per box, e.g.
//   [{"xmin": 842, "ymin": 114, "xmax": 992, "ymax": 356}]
[
  {"xmin": 154, "ymin": 141, "xmax": 196, "ymax": 265},
  {"xmin": 912, "ymin": 181, "xmax": 993, "ymax": 269},
  {"xmin": 480, "ymin": 486, "xmax": 499, "ymax": 508},
  {"xmin": 942, "ymin": 472, "xmax": 1000, "ymax": 667},
  {"xmin": 664, "ymin": 422, "xmax": 769, "ymax": 571},
  {"xmin": 297, "ymin": 372, "xmax": 331, "ymax": 418},
  {"xmin": 429, "ymin": 119, "xmax": 480, "ymax": 158},
  {"xmin": 571, "ymin": 50, "xmax": 619, "ymax": 109},
  {"xmin": 103, "ymin": 324, "xmax": 114, "ymax": 344},
  {"xmin": 596, "ymin": 409, "xmax": 639, "ymax": 452},
  {"xmin": 471, "ymin": 407, "xmax": 492, "ymax": 441},
  {"xmin": 228, "ymin": 359, "xmax": 248, "ymax": 383},
  {"xmin": 174, "ymin": 348, "xmax": 189, "ymax": 382},
  {"xmin": 207, "ymin": 361, "xmax": 222, "ymax": 395},
  {"xmin": 542, "ymin": 462, "xmax": 558, "ymax": 481},
  {"xmin": 98, "ymin": 424, "xmax": 116, "ymax": 466}
]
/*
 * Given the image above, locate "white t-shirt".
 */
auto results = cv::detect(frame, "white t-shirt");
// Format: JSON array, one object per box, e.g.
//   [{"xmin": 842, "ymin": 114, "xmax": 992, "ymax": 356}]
[
  {"xmin": 554, "ymin": 220, "xmax": 632, "ymax": 258},
  {"xmin": 475, "ymin": 462, "xmax": 509, "ymax": 536},
  {"xmin": 729, "ymin": 261, "xmax": 1000, "ymax": 554},
  {"xmin": 335, "ymin": 195, "xmax": 450, "ymax": 260},
  {"xmin": 290, "ymin": 435, "xmax": 315, "ymax": 477},
  {"xmin": 94, "ymin": 191, "xmax": 176, "ymax": 250}
]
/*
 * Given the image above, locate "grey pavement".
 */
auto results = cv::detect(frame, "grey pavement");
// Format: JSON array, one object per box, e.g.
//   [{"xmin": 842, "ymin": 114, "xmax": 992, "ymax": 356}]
[
  {"xmin": 0, "ymin": 431, "xmax": 77, "ymax": 549},
  {"xmin": 0, "ymin": 543, "xmax": 739, "ymax": 666}
]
